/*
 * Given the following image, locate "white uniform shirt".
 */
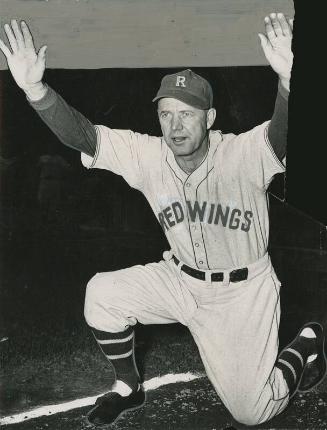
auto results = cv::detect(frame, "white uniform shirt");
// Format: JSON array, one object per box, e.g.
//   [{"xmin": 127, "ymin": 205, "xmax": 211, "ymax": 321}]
[{"xmin": 81, "ymin": 122, "xmax": 285, "ymax": 269}]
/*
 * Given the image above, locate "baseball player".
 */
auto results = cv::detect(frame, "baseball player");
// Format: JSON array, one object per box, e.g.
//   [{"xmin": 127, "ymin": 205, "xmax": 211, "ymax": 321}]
[{"xmin": 1, "ymin": 13, "xmax": 326, "ymax": 428}]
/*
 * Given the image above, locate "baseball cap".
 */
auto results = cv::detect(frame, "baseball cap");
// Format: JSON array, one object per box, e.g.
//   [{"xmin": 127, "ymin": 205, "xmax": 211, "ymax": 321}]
[{"xmin": 152, "ymin": 69, "xmax": 213, "ymax": 110}]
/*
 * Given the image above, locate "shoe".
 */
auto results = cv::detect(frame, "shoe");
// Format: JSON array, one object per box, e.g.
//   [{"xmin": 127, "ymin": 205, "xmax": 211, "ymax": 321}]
[
  {"xmin": 86, "ymin": 386, "xmax": 146, "ymax": 427},
  {"xmin": 298, "ymin": 322, "xmax": 327, "ymax": 392}
]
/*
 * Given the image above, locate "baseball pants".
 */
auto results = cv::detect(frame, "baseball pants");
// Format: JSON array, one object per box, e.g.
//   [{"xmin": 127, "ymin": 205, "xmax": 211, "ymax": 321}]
[{"xmin": 84, "ymin": 252, "xmax": 289, "ymax": 425}]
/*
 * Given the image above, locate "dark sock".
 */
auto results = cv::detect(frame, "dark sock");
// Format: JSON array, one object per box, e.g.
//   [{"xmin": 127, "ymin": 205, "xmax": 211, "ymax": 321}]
[{"xmin": 91, "ymin": 326, "xmax": 140, "ymax": 391}]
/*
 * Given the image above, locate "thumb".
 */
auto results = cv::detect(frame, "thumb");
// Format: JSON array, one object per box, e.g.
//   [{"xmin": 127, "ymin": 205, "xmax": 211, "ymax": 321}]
[
  {"xmin": 258, "ymin": 33, "xmax": 268, "ymax": 49},
  {"xmin": 36, "ymin": 45, "xmax": 47, "ymax": 65},
  {"xmin": 258, "ymin": 33, "xmax": 271, "ymax": 58}
]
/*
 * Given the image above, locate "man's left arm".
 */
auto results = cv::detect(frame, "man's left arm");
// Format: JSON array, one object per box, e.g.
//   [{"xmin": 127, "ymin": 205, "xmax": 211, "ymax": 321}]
[
  {"xmin": 268, "ymin": 80, "xmax": 288, "ymax": 161},
  {"xmin": 259, "ymin": 12, "xmax": 293, "ymax": 162}
]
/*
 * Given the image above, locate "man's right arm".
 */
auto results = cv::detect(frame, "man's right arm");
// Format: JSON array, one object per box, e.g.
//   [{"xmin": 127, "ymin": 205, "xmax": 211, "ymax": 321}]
[
  {"xmin": 0, "ymin": 19, "xmax": 96, "ymax": 157},
  {"xmin": 29, "ymin": 85, "xmax": 97, "ymax": 157}
]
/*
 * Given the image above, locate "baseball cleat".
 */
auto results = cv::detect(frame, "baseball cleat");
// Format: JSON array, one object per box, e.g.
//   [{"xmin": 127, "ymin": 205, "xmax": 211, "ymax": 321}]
[
  {"xmin": 298, "ymin": 322, "xmax": 327, "ymax": 392},
  {"xmin": 86, "ymin": 386, "xmax": 146, "ymax": 427}
]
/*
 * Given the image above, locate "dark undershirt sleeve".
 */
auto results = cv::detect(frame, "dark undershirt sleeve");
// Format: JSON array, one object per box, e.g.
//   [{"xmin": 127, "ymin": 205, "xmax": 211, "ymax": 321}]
[
  {"xmin": 268, "ymin": 81, "xmax": 289, "ymax": 162},
  {"xmin": 28, "ymin": 84, "xmax": 97, "ymax": 157}
]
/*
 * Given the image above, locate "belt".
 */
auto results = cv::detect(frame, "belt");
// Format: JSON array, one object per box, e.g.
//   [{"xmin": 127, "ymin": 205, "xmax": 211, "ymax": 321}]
[{"xmin": 172, "ymin": 256, "xmax": 248, "ymax": 283}]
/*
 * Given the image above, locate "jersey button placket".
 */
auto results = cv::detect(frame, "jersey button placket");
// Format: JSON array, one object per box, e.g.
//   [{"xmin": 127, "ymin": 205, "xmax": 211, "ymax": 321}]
[
  {"xmin": 195, "ymin": 242, "xmax": 206, "ymax": 267},
  {"xmin": 184, "ymin": 179, "xmax": 205, "ymax": 267}
]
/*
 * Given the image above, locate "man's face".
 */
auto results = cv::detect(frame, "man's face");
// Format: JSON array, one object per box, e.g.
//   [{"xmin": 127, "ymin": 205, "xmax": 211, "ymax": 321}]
[{"xmin": 158, "ymin": 98, "xmax": 215, "ymax": 158}]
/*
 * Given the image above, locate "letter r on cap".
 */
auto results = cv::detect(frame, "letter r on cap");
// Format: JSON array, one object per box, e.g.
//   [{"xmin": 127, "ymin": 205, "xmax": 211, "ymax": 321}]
[{"xmin": 176, "ymin": 76, "xmax": 186, "ymax": 87}]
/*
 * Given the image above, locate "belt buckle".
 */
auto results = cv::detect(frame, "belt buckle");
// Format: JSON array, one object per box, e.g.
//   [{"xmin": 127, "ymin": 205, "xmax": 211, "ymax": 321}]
[
  {"xmin": 211, "ymin": 272, "xmax": 224, "ymax": 282},
  {"xmin": 230, "ymin": 267, "xmax": 248, "ymax": 282}
]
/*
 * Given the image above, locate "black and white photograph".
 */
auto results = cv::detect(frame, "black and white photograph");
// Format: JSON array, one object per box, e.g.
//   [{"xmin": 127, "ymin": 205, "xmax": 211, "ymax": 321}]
[{"xmin": 0, "ymin": 1, "xmax": 326, "ymax": 429}]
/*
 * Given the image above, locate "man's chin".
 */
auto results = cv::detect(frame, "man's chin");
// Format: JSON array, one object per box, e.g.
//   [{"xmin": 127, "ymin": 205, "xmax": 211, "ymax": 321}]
[
  {"xmin": 168, "ymin": 141, "xmax": 189, "ymax": 155},
  {"xmin": 171, "ymin": 146, "xmax": 191, "ymax": 157}
]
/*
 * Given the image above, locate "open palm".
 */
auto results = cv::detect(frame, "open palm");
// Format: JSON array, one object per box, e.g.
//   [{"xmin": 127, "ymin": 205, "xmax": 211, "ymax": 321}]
[
  {"xmin": 259, "ymin": 13, "xmax": 293, "ymax": 82},
  {"xmin": 0, "ymin": 20, "xmax": 47, "ymax": 91}
]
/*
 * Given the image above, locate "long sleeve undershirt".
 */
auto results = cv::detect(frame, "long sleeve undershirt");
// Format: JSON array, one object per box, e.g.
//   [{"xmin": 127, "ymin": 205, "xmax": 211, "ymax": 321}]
[{"xmin": 28, "ymin": 82, "xmax": 289, "ymax": 161}]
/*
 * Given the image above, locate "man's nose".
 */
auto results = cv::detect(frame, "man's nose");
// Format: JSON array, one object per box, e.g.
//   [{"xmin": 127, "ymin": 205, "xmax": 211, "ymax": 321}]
[{"xmin": 171, "ymin": 115, "xmax": 183, "ymax": 131}]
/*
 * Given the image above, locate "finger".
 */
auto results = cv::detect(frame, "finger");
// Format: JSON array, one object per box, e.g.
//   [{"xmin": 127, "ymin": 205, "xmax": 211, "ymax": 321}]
[
  {"xmin": 4, "ymin": 23, "xmax": 18, "ymax": 53},
  {"xmin": 21, "ymin": 20, "xmax": 36, "ymax": 51},
  {"xmin": 36, "ymin": 45, "xmax": 47, "ymax": 66},
  {"xmin": 288, "ymin": 18, "xmax": 294, "ymax": 31},
  {"xmin": 270, "ymin": 12, "xmax": 283, "ymax": 37},
  {"xmin": 0, "ymin": 38, "xmax": 11, "ymax": 58},
  {"xmin": 276, "ymin": 12, "xmax": 291, "ymax": 36},
  {"xmin": 264, "ymin": 16, "xmax": 276, "ymax": 41},
  {"xmin": 11, "ymin": 19, "xmax": 25, "ymax": 50}
]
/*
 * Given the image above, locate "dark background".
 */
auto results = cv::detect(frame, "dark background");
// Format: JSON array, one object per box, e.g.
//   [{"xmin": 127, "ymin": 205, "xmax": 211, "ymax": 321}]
[{"xmin": 286, "ymin": 2, "xmax": 326, "ymax": 225}]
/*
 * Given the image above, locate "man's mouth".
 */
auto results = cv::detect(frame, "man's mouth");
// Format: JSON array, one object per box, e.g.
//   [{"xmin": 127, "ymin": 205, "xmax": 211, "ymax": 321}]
[{"xmin": 171, "ymin": 137, "xmax": 187, "ymax": 143}]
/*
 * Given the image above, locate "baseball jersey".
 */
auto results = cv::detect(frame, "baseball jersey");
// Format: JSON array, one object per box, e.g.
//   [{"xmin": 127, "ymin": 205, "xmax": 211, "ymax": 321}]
[{"xmin": 81, "ymin": 123, "xmax": 285, "ymax": 269}]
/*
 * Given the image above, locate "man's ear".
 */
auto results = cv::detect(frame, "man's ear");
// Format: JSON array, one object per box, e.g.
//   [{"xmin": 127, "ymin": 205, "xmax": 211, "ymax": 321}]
[{"xmin": 206, "ymin": 108, "xmax": 216, "ymax": 129}]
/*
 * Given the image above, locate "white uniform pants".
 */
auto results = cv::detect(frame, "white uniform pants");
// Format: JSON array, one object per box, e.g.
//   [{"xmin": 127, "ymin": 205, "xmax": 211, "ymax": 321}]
[{"xmin": 84, "ymin": 252, "xmax": 289, "ymax": 425}]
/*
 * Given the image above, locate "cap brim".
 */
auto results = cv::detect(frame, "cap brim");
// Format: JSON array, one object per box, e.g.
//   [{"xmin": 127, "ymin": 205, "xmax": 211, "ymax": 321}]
[{"xmin": 152, "ymin": 90, "xmax": 211, "ymax": 110}]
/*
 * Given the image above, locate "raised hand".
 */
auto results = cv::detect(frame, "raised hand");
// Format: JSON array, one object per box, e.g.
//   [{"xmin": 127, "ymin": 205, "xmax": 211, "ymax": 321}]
[
  {"xmin": 0, "ymin": 19, "xmax": 47, "ymax": 99},
  {"xmin": 258, "ymin": 12, "xmax": 293, "ymax": 91}
]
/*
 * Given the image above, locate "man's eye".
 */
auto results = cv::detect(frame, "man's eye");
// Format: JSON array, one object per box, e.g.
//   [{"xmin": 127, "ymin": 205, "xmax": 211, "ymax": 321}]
[
  {"xmin": 160, "ymin": 112, "xmax": 171, "ymax": 119},
  {"xmin": 182, "ymin": 112, "xmax": 192, "ymax": 118}
]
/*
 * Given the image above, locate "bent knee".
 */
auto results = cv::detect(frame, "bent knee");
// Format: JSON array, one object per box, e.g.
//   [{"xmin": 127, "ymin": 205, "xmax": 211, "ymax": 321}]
[
  {"xmin": 232, "ymin": 410, "xmax": 261, "ymax": 427},
  {"xmin": 229, "ymin": 397, "xmax": 263, "ymax": 427},
  {"xmin": 84, "ymin": 273, "xmax": 115, "ymax": 326}
]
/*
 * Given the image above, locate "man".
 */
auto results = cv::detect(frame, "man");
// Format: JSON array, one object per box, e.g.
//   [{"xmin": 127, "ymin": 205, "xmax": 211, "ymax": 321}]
[{"xmin": 1, "ymin": 13, "xmax": 326, "ymax": 428}]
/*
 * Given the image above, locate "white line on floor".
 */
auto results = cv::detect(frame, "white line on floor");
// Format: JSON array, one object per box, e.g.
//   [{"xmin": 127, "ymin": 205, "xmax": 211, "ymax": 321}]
[{"xmin": 0, "ymin": 372, "xmax": 204, "ymax": 426}]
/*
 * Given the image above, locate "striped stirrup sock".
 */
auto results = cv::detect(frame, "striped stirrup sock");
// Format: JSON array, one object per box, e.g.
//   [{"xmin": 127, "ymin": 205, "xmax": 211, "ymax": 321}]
[
  {"xmin": 276, "ymin": 335, "xmax": 315, "ymax": 395},
  {"xmin": 92, "ymin": 326, "xmax": 139, "ymax": 391},
  {"xmin": 276, "ymin": 347, "xmax": 305, "ymax": 394}
]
